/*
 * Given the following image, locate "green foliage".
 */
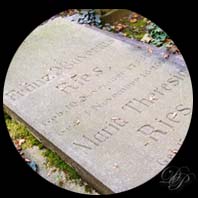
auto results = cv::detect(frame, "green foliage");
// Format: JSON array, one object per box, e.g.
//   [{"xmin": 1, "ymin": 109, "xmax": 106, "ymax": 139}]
[
  {"xmin": 84, "ymin": 184, "xmax": 93, "ymax": 193},
  {"xmin": 115, "ymin": 17, "xmax": 148, "ymax": 40},
  {"xmin": 4, "ymin": 112, "xmax": 42, "ymax": 149},
  {"xmin": 43, "ymin": 149, "xmax": 80, "ymax": 180},
  {"xmin": 76, "ymin": 10, "xmax": 102, "ymax": 28},
  {"xmin": 146, "ymin": 23, "xmax": 169, "ymax": 47},
  {"xmin": 4, "ymin": 111, "xmax": 80, "ymax": 180}
]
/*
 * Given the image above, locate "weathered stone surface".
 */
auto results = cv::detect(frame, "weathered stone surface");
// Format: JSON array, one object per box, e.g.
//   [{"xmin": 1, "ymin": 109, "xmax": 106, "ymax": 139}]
[{"xmin": 3, "ymin": 17, "xmax": 193, "ymax": 194}]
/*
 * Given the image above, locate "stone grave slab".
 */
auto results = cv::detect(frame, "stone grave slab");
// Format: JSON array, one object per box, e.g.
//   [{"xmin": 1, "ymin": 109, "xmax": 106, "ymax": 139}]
[{"xmin": 3, "ymin": 17, "xmax": 193, "ymax": 194}]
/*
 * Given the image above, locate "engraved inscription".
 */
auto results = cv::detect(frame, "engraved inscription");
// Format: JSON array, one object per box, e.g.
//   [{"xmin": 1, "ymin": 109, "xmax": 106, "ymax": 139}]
[
  {"xmin": 157, "ymin": 138, "xmax": 183, "ymax": 166},
  {"xmin": 3, "ymin": 18, "xmax": 193, "ymax": 194},
  {"xmin": 55, "ymin": 67, "xmax": 104, "ymax": 95},
  {"xmin": 73, "ymin": 117, "xmax": 129, "ymax": 150},
  {"xmin": 137, "ymin": 104, "xmax": 191, "ymax": 144},
  {"xmin": 121, "ymin": 70, "xmax": 187, "ymax": 114},
  {"xmin": 4, "ymin": 39, "xmax": 114, "ymax": 101}
]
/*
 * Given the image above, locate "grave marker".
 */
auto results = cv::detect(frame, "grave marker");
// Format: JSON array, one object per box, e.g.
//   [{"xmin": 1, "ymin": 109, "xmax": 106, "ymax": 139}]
[{"xmin": 3, "ymin": 17, "xmax": 193, "ymax": 194}]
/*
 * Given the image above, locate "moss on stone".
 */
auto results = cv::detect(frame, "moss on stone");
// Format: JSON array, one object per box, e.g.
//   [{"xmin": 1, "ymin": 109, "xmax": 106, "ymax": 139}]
[
  {"xmin": 84, "ymin": 184, "xmax": 93, "ymax": 193},
  {"xmin": 4, "ymin": 112, "xmax": 42, "ymax": 149},
  {"xmin": 122, "ymin": 18, "xmax": 148, "ymax": 40},
  {"xmin": 43, "ymin": 149, "xmax": 80, "ymax": 180},
  {"xmin": 4, "ymin": 111, "xmax": 80, "ymax": 180}
]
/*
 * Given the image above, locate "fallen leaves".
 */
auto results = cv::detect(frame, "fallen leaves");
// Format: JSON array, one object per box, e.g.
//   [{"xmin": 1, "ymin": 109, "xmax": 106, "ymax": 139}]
[
  {"xmin": 47, "ymin": 168, "xmax": 57, "ymax": 177},
  {"xmin": 167, "ymin": 45, "xmax": 180, "ymax": 54},
  {"xmin": 130, "ymin": 18, "xmax": 137, "ymax": 23},
  {"xmin": 129, "ymin": 12, "xmax": 139, "ymax": 23},
  {"xmin": 24, "ymin": 158, "xmax": 31, "ymax": 162},
  {"xmin": 107, "ymin": 11, "xmax": 147, "ymax": 40},
  {"xmin": 145, "ymin": 23, "xmax": 169, "ymax": 47},
  {"xmin": 67, "ymin": 9, "xmax": 79, "ymax": 16},
  {"xmin": 59, "ymin": 9, "xmax": 79, "ymax": 17},
  {"xmin": 141, "ymin": 33, "xmax": 152, "ymax": 43},
  {"xmin": 114, "ymin": 23, "xmax": 128, "ymax": 32},
  {"xmin": 147, "ymin": 47, "xmax": 153, "ymax": 54},
  {"xmin": 133, "ymin": 13, "xmax": 139, "ymax": 18},
  {"xmin": 163, "ymin": 53, "xmax": 170, "ymax": 59},
  {"xmin": 14, "ymin": 138, "xmax": 25, "ymax": 150},
  {"xmin": 14, "ymin": 138, "xmax": 38, "ymax": 172},
  {"xmin": 18, "ymin": 139, "xmax": 25, "ymax": 146}
]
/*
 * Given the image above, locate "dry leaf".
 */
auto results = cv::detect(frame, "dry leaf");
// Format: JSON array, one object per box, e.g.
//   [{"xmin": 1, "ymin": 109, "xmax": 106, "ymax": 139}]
[
  {"xmin": 24, "ymin": 158, "xmax": 31, "ymax": 162},
  {"xmin": 141, "ymin": 33, "xmax": 152, "ymax": 43},
  {"xmin": 115, "ymin": 23, "xmax": 124, "ymax": 31},
  {"xmin": 18, "ymin": 139, "xmax": 25, "ymax": 146},
  {"xmin": 147, "ymin": 47, "xmax": 153, "ymax": 54},
  {"xmin": 130, "ymin": 18, "xmax": 137, "ymax": 23},
  {"xmin": 163, "ymin": 53, "xmax": 169, "ymax": 59},
  {"xmin": 133, "ymin": 13, "xmax": 139, "ymax": 18},
  {"xmin": 168, "ymin": 45, "xmax": 180, "ymax": 54},
  {"xmin": 47, "ymin": 168, "xmax": 56, "ymax": 177},
  {"xmin": 122, "ymin": 24, "xmax": 128, "ymax": 28},
  {"xmin": 123, "ymin": 33, "xmax": 127, "ymax": 37}
]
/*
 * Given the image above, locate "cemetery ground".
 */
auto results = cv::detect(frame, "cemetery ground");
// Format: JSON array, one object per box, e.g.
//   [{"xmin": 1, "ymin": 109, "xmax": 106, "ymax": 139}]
[
  {"xmin": 4, "ymin": 111, "xmax": 98, "ymax": 194},
  {"xmin": 3, "ymin": 9, "xmax": 182, "ymax": 194}
]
